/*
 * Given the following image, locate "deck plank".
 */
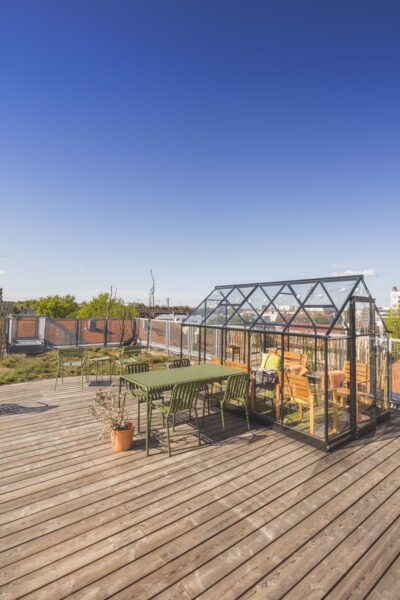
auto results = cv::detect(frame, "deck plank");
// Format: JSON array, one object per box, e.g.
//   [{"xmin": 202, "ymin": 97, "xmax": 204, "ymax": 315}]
[{"xmin": 0, "ymin": 377, "xmax": 399, "ymax": 600}]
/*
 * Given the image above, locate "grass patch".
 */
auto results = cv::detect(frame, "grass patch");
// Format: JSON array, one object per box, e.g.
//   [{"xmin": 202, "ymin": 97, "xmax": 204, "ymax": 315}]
[{"xmin": 0, "ymin": 347, "xmax": 172, "ymax": 385}]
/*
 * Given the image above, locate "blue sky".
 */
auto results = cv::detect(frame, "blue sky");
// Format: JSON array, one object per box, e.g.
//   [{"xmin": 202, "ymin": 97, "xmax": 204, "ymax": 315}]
[{"xmin": 1, "ymin": 1, "xmax": 399, "ymax": 306}]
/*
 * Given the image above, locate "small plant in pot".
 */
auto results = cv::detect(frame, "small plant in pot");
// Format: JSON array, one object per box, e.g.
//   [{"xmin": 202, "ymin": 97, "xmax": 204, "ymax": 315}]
[{"xmin": 89, "ymin": 389, "xmax": 134, "ymax": 452}]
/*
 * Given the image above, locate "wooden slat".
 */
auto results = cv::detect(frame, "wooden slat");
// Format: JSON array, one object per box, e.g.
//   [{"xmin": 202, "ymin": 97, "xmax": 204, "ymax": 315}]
[
  {"xmin": 0, "ymin": 377, "xmax": 399, "ymax": 600},
  {"xmin": 367, "ymin": 552, "xmax": 400, "ymax": 600},
  {"xmin": 35, "ymin": 427, "xmax": 400, "ymax": 598}
]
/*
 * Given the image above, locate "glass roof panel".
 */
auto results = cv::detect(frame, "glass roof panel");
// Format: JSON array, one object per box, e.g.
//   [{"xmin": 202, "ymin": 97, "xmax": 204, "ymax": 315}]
[
  {"xmin": 305, "ymin": 283, "xmax": 334, "ymax": 308},
  {"xmin": 236, "ymin": 286, "xmax": 256, "ymax": 300},
  {"xmin": 289, "ymin": 308, "xmax": 315, "ymax": 329},
  {"xmin": 207, "ymin": 289, "xmax": 230, "ymax": 301},
  {"xmin": 205, "ymin": 309, "xmax": 226, "ymax": 327},
  {"xmin": 228, "ymin": 301, "xmax": 258, "ymax": 328},
  {"xmin": 324, "ymin": 279, "xmax": 358, "ymax": 310},
  {"xmin": 290, "ymin": 282, "xmax": 316, "ymax": 304},
  {"xmin": 226, "ymin": 305, "xmax": 246, "ymax": 327},
  {"xmin": 271, "ymin": 285, "xmax": 298, "ymax": 323},
  {"xmin": 224, "ymin": 287, "xmax": 246, "ymax": 306},
  {"xmin": 204, "ymin": 299, "xmax": 221, "ymax": 320},
  {"xmin": 353, "ymin": 280, "xmax": 371, "ymax": 298},
  {"xmin": 247, "ymin": 286, "xmax": 270, "ymax": 315},
  {"xmin": 301, "ymin": 283, "xmax": 339, "ymax": 327},
  {"xmin": 185, "ymin": 301, "xmax": 206, "ymax": 325},
  {"xmin": 261, "ymin": 284, "xmax": 285, "ymax": 302},
  {"xmin": 256, "ymin": 306, "xmax": 287, "ymax": 328}
]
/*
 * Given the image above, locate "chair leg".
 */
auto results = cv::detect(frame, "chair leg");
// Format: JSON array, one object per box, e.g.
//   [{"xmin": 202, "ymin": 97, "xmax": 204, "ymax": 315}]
[
  {"xmin": 221, "ymin": 402, "xmax": 225, "ymax": 437},
  {"xmin": 54, "ymin": 365, "xmax": 59, "ymax": 390},
  {"xmin": 172, "ymin": 414, "xmax": 175, "ymax": 432},
  {"xmin": 81, "ymin": 367, "xmax": 84, "ymax": 390},
  {"xmin": 195, "ymin": 409, "xmax": 201, "ymax": 446},
  {"xmin": 166, "ymin": 416, "xmax": 171, "ymax": 457},
  {"xmin": 244, "ymin": 403, "xmax": 251, "ymax": 431},
  {"xmin": 137, "ymin": 398, "xmax": 141, "ymax": 432}
]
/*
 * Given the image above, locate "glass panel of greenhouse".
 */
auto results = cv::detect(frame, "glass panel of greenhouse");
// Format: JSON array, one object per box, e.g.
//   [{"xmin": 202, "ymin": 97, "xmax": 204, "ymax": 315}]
[{"xmin": 183, "ymin": 275, "xmax": 391, "ymax": 450}]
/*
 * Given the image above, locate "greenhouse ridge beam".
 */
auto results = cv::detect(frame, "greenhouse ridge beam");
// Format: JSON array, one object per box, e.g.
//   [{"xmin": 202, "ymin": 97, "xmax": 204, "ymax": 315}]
[{"xmin": 214, "ymin": 274, "xmax": 363, "ymax": 290}]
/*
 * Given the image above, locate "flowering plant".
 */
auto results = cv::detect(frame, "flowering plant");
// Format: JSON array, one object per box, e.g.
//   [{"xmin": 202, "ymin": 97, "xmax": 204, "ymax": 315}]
[{"xmin": 89, "ymin": 389, "xmax": 131, "ymax": 438}]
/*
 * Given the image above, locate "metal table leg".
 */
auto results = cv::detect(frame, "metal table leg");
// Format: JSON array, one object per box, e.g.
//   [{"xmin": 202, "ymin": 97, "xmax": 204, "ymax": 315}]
[{"xmin": 146, "ymin": 390, "xmax": 150, "ymax": 456}]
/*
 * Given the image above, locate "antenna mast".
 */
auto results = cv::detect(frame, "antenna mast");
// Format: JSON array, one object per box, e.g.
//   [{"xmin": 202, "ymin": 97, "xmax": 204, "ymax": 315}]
[{"xmin": 149, "ymin": 270, "xmax": 155, "ymax": 316}]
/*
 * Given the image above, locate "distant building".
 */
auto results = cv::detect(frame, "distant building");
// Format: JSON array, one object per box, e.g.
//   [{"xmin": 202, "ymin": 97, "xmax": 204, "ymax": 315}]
[
  {"xmin": 379, "ymin": 286, "xmax": 400, "ymax": 320},
  {"xmin": 154, "ymin": 313, "xmax": 186, "ymax": 323},
  {"xmin": 391, "ymin": 287, "xmax": 400, "ymax": 309},
  {"xmin": 135, "ymin": 305, "xmax": 191, "ymax": 319}
]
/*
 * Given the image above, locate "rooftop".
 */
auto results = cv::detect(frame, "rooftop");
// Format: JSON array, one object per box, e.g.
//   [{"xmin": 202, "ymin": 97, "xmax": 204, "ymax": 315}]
[{"xmin": 0, "ymin": 377, "xmax": 399, "ymax": 598}]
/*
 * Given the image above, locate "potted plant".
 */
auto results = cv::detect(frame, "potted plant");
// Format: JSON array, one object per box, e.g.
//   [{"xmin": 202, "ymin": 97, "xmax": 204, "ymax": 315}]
[{"xmin": 89, "ymin": 389, "xmax": 134, "ymax": 451}]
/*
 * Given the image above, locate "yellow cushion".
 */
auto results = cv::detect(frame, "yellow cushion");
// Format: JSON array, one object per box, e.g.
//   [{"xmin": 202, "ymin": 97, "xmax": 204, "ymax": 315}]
[
  {"xmin": 266, "ymin": 353, "xmax": 281, "ymax": 370},
  {"xmin": 260, "ymin": 353, "xmax": 281, "ymax": 371}
]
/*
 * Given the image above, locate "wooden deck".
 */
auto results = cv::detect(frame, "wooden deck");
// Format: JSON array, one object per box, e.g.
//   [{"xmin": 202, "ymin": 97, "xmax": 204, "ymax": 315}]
[{"xmin": 0, "ymin": 377, "xmax": 399, "ymax": 600}]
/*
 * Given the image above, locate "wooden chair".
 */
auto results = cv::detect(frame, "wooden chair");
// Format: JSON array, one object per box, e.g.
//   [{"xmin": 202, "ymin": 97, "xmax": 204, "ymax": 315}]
[
  {"xmin": 269, "ymin": 348, "xmax": 308, "ymax": 374},
  {"xmin": 284, "ymin": 373, "xmax": 317, "ymax": 435},
  {"xmin": 329, "ymin": 360, "xmax": 370, "ymax": 423},
  {"xmin": 54, "ymin": 348, "xmax": 86, "ymax": 390},
  {"xmin": 150, "ymin": 382, "xmax": 200, "ymax": 456},
  {"xmin": 283, "ymin": 373, "xmax": 341, "ymax": 436}
]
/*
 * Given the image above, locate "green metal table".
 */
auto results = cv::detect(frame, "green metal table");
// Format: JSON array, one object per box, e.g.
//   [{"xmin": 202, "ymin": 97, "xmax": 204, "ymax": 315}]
[{"xmin": 119, "ymin": 364, "xmax": 243, "ymax": 455}]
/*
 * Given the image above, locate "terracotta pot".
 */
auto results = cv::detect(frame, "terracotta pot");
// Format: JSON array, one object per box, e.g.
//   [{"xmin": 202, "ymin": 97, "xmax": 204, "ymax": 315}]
[{"xmin": 111, "ymin": 422, "xmax": 134, "ymax": 452}]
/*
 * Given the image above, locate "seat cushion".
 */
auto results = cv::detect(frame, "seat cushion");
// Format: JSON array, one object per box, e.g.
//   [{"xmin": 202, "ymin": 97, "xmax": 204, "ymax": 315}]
[{"xmin": 260, "ymin": 353, "xmax": 281, "ymax": 371}]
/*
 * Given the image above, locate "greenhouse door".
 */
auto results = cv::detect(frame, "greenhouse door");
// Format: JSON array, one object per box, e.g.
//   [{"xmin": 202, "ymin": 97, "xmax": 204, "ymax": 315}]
[{"xmin": 350, "ymin": 297, "xmax": 377, "ymax": 437}]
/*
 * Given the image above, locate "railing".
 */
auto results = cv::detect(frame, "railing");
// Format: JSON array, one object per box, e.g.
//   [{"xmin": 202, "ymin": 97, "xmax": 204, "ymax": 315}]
[
  {"xmin": 0, "ymin": 317, "xmax": 8, "ymax": 355},
  {"xmin": 4, "ymin": 315, "xmax": 399, "ymax": 405},
  {"xmin": 389, "ymin": 338, "xmax": 400, "ymax": 408},
  {"xmin": 7, "ymin": 316, "xmax": 138, "ymax": 351}
]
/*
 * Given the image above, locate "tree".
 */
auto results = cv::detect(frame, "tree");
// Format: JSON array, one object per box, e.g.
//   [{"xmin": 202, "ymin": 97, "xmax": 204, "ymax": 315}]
[
  {"xmin": 26, "ymin": 295, "xmax": 78, "ymax": 318},
  {"xmin": 385, "ymin": 307, "xmax": 400, "ymax": 339},
  {"xmin": 77, "ymin": 290, "xmax": 138, "ymax": 319}
]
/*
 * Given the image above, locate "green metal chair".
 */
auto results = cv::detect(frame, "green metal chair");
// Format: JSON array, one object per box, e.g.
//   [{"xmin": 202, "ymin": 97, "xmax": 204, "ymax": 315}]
[
  {"xmin": 150, "ymin": 382, "xmax": 200, "ymax": 457},
  {"xmin": 114, "ymin": 347, "xmax": 141, "ymax": 374},
  {"xmin": 168, "ymin": 358, "xmax": 191, "ymax": 369},
  {"xmin": 204, "ymin": 373, "xmax": 250, "ymax": 435},
  {"xmin": 125, "ymin": 362, "xmax": 164, "ymax": 432},
  {"xmin": 54, "ymin": 348, "xmax": 86, "ymax": 390}
]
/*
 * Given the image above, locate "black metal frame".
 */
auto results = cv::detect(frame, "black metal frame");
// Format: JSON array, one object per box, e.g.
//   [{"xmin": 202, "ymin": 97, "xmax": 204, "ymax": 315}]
[{"xmin": 181, "ymin": 275, "xmax": 391, "ymax": 450}]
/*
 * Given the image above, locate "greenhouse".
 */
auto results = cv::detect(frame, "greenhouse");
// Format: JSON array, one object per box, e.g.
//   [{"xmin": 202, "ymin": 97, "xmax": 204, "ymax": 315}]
[{"xmin": 182, "ymin": 275, "xmax": 391, "ymax": 449}]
